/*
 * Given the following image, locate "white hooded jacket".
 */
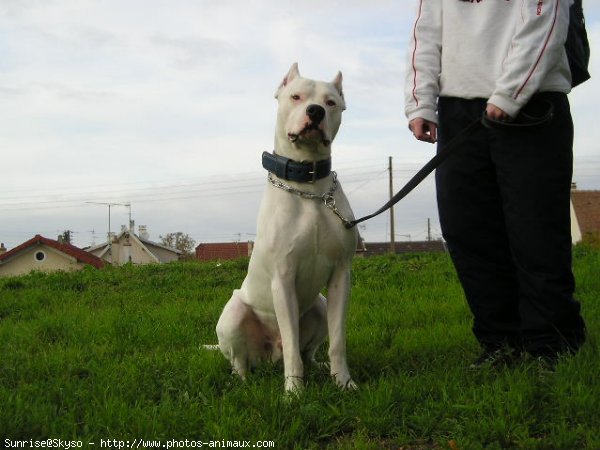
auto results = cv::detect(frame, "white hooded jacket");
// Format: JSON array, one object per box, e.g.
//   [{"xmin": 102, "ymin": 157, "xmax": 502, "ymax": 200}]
[{"xmin": 405, "ymin": 0, "xmax": 573, "ymax": 124}]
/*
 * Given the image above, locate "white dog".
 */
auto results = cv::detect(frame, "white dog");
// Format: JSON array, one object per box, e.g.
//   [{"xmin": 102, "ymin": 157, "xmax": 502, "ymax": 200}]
[{"xmin": 214, "ymin": 63, "xmax": 358, "ymax": 393}]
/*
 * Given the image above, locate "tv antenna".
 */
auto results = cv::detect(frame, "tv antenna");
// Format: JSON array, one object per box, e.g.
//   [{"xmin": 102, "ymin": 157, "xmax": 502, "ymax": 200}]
[{"xmin": 85, "ymin": 201, "xmax": 131, "ymax": 243}]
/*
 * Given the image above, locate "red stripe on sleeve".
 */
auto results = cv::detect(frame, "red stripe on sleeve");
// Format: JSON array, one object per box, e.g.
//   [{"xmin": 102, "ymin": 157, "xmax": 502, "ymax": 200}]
[
  {"xmin": 411, "ymin": 0, "xmax": 425, "ymax": 106},
  {"xmin": 513, "ymin": 0, "xmax": 559, "ymax": 100}
]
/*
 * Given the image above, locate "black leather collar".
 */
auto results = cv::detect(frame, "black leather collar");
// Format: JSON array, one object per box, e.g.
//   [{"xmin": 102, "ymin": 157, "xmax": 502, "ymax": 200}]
[{"xmin": 262, "ymin": 151, "xmax": 331, "ymax": 183}]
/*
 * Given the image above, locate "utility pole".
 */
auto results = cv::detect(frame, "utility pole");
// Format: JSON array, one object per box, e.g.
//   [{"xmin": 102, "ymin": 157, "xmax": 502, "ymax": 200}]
[
  {"xmin": 86, "ymin": 202, "xmax": 131, "ymax": 263},
  {"xmin": 427, "ymin": 218, "xmax": 432, "ymax": 241},
  {"xmin": 388, "ymin": 156, "xmax": 395, "ymax": 253}
]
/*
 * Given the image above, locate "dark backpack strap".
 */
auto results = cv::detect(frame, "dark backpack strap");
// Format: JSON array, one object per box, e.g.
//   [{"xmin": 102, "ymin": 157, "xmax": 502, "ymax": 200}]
[{"xmin": 566, "ymin": 0, "xmax": 591, "ymax": 87}]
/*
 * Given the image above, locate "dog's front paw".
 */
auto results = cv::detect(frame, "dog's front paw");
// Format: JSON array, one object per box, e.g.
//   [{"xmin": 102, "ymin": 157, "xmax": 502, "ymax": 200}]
[
  {"xmin": 342, "ymin": 379, "xmax": 358, "ymax": 391},
  {"xmin": 284, "ymin": 376, "xmax": 304, "ymax": 394},
  {"xmin": 333, "ymin": 373, "xmax": 358, "ymax": 391}
]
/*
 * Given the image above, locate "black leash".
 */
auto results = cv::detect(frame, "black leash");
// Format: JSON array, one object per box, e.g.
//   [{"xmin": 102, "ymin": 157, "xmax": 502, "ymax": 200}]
[
  {"xmin": 345, "ymin": 118, "xmax": 482, "ymax": 229},
  {"xmin": 344, "ymin": 99, "xmax": 554, "ymax": 230}
]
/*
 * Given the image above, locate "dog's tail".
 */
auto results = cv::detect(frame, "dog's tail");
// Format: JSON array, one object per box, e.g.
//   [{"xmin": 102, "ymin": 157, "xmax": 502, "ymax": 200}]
[{"xmin": 202, "ymin": 344, "xmax": 220, "ymax": 351}]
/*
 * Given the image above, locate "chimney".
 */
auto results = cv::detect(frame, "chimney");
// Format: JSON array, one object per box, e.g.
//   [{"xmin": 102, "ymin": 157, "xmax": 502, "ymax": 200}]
[
  {"xmin": 0, "ymin": 243, "xmax": 6, "ymax": 256},
  {"xmin": 138, "ymin": 225, "xmax": 150, "ymax": 241}
]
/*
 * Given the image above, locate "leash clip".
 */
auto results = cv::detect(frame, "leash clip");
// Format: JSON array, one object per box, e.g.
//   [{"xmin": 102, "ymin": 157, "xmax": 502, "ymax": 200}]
[{"xmin": 323, "ymin": 194, "xmax": 336, "ymax": 208}]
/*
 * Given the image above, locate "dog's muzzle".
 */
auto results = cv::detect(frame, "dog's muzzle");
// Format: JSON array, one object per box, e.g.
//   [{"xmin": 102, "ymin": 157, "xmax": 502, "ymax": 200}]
[
  {"xmin": 288, "ymin": 104, "xmax": 331, "ymax": 146},
  {"xmin": 306, "ymin": 104, "xmax": 325, "ymax": 125}
]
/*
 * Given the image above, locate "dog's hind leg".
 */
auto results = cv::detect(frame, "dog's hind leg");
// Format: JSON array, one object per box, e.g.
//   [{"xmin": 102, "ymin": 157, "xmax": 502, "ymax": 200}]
[
  {"xmin": 300, "ymin": 294, "xmax": 328, "ymax": 366},
  {"xmin": 216, "ymin": 290, "xmax": 267, "ymax": 380}
]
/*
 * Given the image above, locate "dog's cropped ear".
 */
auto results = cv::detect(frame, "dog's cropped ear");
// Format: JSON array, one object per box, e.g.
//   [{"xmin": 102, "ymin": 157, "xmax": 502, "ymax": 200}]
[
  {"xmin": 332, "ymin": 71, "xmax": 343, "ymax": 96},
  {"xmin": 275, "ymin": 63, "xmax": 300, "ymax": 99},
  {"xmin": 333, "ymin": 71, "xmax": 346, "ymax": 110}
]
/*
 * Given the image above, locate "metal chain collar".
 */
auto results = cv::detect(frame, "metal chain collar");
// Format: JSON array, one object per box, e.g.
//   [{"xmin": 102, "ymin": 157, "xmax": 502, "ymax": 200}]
[{"xmin": 267, "ymin": 172, "xmax": 353, "ymax": 227}]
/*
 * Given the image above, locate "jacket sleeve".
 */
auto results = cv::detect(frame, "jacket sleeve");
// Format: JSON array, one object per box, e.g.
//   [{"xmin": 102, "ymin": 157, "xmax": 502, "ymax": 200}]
[
  {"xmin": 404, "ymin": 0, "xmax": 442, "ymax": 124},
  {"xmin": 489, "ymin": 0, "xmax": 571, "ymax": 117}
]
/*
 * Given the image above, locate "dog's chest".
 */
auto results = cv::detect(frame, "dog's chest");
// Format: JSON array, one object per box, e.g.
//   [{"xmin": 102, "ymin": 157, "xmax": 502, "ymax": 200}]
[
  {"xmin": 258, "ymin": 192, "xmax": 356, "ymax": 281},
  {"xmin": 263, "ymin": 185, "xmax": 355, "ymax": 255},
  {"xmin": 295, "ymin": 217, "xmax": 349, "ymax": 266}
]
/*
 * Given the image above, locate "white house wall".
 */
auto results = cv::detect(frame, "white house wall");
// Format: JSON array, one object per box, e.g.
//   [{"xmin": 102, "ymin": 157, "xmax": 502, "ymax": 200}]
[
  {"xmin": 0, "ymin": 244, "xmax": 85, "ymax": 277},
  {"xmin": 570, "ymin": 200, "xmax": 582, "ymax": 244}
]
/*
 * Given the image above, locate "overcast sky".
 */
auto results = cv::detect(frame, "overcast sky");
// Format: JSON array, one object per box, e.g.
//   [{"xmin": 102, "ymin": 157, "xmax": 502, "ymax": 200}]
[{"xmin": 1, "ymin": 0, "xmax": 599, "ymax": 250}]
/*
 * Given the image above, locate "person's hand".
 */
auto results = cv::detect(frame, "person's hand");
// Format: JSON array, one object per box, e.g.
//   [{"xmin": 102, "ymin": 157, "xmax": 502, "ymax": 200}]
[
  {"xmin": 486, "ymin": 103, "xmax": 512, "ymax": 122},
  {"xmin": 409, "ymin": 118, "xmax": 437, "ymax": 143}
]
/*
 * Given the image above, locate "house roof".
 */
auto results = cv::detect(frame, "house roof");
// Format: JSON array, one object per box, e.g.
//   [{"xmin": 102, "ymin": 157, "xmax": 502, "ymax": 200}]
[
  {"xmin": 86, "ymin": 231, "xmax": 182, "ymax": 256},
  {"xmin": 196, "ymin": 242, "xmax": 251, "ymax": 260},
  {"xmin": 571, "ymin": 190, "xmax": 600, "ymax": 235},
  {"xmin": 139, "ymin": 237, "xmax": 183, "ymax": 254},
  {"xmin": 0, "ymin": 235, "xmax": 106, "ymax": 269}
]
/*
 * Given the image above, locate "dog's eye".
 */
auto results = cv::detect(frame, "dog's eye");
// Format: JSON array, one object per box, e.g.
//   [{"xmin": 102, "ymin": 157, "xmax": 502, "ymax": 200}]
[
  {"xmin": 291, "ymin": 94, "xmax": 301, "ymax": 101},
  {"xmin": 326, "ymin": 100, "xmax": 337, "ymax": 107}
]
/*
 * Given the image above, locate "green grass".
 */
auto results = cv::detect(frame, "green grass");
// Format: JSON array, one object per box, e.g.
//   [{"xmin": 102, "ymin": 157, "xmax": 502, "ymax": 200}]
[{"xmin": 0, "ymin": 247, "xmax": 598, "ymax": 449}]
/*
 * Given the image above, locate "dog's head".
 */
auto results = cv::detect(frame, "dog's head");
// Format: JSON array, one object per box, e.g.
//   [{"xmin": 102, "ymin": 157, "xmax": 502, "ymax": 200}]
[{"xmin": 274, "ymin": 63, "xmax": 345, "ymax": 160}]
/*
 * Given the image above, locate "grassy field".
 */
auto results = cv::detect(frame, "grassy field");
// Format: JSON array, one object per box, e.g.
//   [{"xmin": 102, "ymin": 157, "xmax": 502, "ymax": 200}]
[{"xmin": 0, "ymin": 246, "xmax": 598, "ymax": 449}]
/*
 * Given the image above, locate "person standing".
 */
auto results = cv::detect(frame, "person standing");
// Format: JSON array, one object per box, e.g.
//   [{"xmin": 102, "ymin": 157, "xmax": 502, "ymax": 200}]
[{"xmin": 405, "ymin": 0, "xmax": 586, "ymax": 366}]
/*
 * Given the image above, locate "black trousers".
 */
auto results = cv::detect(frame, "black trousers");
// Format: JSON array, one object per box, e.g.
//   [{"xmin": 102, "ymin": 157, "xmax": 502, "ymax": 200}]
[{"xmin": 436, "ymin": 93, "xmax": 586, "ymax": 355}]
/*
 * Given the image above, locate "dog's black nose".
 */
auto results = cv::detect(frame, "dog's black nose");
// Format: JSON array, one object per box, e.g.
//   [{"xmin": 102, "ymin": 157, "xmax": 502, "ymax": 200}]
[{"xmin": 306, "ymin": 104, "xmax": 325, "ymax": 124}]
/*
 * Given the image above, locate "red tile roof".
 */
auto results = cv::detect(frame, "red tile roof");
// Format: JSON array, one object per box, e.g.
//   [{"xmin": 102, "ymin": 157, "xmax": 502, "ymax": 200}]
[
  {"xmin": 572, "ymin": 190, "xmax": 600, "ymax": 236},
  {"xmin": 196, "ymin": 242, "xmax": 251, "ymax": 261},
  {"xmin": 0, "ymin": 235, "xmax": 105, "ymax": 269}
]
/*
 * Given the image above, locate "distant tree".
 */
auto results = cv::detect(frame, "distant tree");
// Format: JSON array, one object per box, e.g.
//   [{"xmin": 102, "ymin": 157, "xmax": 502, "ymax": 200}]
[
  {"xmin": 58, "ymin": 230, "xmax": 72, "ymax": 244},
  {"xmin": 159, "ymin": 232, "xmax": 196, "ymax": 258}
]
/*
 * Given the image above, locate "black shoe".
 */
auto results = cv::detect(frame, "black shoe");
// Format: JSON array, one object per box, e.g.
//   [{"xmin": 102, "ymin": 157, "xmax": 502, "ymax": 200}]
[
  {"xmin": 526, "ymin": 343, "xmax": 580, "ymax": 373},
  {"xmin": 534, "ymin": 354, "xmax": 559, "ymax": 373},
  {"xmin": 526, "ymin": 350, "xmax": 562, "ymax": 373},
  {"xmin": 469, "ymin": 346, "xmax": 521, "ymax": 369}
]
